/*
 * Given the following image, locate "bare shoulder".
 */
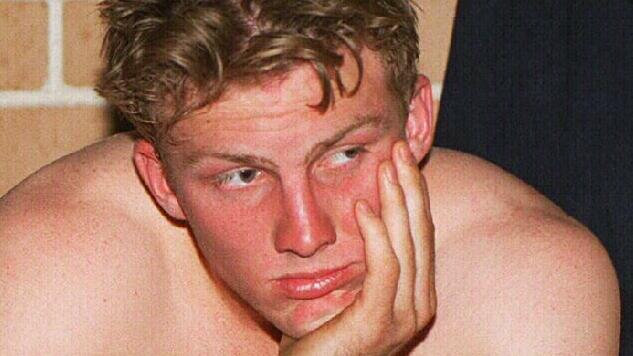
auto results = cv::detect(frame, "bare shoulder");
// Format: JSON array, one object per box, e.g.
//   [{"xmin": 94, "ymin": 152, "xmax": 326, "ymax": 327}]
[
  {"xmin": 0, "ymin": 133, "xmax": 173, "ymax": 354},
  {"xmin": 420, "ymin": 149, "xmax": 620, "ymax": 355}
]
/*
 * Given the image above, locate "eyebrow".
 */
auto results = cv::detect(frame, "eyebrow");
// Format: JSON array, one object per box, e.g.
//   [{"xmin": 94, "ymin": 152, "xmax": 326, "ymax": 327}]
[
  {"xmin": 185, "ymin": 114, "xmax": 385, "ymax": 170},
  {"xmin": 302, "ymin": 114, "xmax": 383, "ymax": 165}
]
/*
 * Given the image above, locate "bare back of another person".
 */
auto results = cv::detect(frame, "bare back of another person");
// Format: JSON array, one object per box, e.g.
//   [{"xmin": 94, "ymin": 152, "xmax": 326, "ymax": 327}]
[{"xmin": 1, "ymin": 0, "xmax": 619, "ymax": 354}]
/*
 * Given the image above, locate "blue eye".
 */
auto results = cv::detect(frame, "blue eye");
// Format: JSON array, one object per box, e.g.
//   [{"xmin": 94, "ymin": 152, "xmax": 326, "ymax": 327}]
[
  {"xmin": 215, "ymin": 168, "xmax": 261, "ymax": 187},
  {"xmin": 330, "ymin": 146, "xmax": 366, "ymax": 166}
]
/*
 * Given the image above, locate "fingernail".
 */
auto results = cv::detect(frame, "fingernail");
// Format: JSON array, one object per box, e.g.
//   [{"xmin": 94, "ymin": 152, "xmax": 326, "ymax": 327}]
[
  {"xmin": 383, "ymin": 162, "xmax": 397, "ymax": 184},
  {"xmin": 399, "ymin": 143, "xmax": 416, "ymax": 166}
]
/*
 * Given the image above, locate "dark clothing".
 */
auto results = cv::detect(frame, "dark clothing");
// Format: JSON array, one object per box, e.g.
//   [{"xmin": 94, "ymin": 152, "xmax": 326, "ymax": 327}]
[{"xmin": 435, "ymin": 1, "xmax": 632, "ymax": 354}]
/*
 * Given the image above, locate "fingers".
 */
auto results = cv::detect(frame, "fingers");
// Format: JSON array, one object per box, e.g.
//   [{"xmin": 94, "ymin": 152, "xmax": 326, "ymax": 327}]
[
  {"xmin": 356, "ymin": 140, "xmax": 436, "ymax": 333},
  {"xmin": 282, "ymin": 202, "xmax": 403, "ymax": 356},
  {"xmin": 281, "ymin": 141, "xmax": 436, "ymax": 356},
  {"xmin": 392, "ymin": 142, "xmax": 436, "ymax": 327},
  {"xmin": 377, "ymin": 160, "xmax": 416, "ymax": 321},
  {"xmin": 354, "ymin": 200, "xmax": 399, "ymax": 317}
]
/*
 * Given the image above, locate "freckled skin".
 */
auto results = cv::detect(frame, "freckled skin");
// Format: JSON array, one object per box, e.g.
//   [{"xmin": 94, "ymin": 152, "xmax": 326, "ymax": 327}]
[{"xmin": 161, "ymin": 51, "xmax": 403, "ymax": 337}]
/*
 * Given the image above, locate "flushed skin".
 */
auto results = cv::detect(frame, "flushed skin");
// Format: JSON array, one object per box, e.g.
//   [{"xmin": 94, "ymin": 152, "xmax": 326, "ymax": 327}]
[
  {"xmin": 5, "ymin": 0, "xmax": 613, "ymax": 352},
  {"xmin": 134, "ymin": 50, "xmax": 433, "ymax": 339},
  {"xmin": 0, "ymin": 44, "xmax": 621, "ymax": 356},
  {"xmin": 0, "ymin": 139, "xmax": 620, "ymax": 353}
]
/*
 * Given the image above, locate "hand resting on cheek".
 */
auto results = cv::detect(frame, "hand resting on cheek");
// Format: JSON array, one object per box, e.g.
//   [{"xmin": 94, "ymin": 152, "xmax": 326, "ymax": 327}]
[{"xmin": 280, "ymin": 141, "xmax": 437, "ymax": 356}]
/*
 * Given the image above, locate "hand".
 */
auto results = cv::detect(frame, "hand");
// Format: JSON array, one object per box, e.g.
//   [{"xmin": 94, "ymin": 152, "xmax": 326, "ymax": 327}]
[{"xmin": 279, "ymin": 141, "xmax": 437, "ymax": 356}]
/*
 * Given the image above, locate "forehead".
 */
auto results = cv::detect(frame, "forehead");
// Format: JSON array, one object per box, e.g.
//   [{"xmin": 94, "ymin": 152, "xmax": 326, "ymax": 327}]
[
  {"xmin": 224, "ymin": 49, "xmax": 383, "ymax": 106},
  {"xmin": 167, "ymin": 49, "xmax": 400, "ymax": 147}
]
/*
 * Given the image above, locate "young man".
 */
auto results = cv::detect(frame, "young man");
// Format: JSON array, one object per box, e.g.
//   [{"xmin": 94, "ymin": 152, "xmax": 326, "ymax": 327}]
[{"xmin": 0, "ymin": 1, "xmax": 620, "ymax": 354}]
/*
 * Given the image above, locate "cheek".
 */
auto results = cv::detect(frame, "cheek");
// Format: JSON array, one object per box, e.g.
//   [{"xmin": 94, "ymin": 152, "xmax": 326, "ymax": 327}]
[
  {"xmin": 179, "ymin": 186, "xmax": 280, "ymax": 273},
  {"xmin": 319, "ymin": 159, "xmax": 381, "ymax": 237}
]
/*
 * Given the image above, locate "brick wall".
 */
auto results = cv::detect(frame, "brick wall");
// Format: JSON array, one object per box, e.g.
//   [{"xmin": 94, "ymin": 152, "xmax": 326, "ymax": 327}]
[{"xmin": 0, "ymin": 0, "xmax": 457, "ymax": 196}]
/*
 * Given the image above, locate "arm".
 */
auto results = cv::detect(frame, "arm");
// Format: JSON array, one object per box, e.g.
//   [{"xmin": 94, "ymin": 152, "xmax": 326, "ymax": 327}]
[
  {"xmin": 0, "ymin": 190, "xmax": 166, "ymax": 355},
  {"xmin": 0, "ymin": 204, "xmax": 100, "ymax": 354},
  {"xmin": 471, "ymin": 214, "xmax": 620, "ymax": 355}
]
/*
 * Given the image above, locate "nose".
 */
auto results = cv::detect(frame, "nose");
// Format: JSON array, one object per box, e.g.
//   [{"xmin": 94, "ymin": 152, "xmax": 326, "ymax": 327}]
[{"xmin": 274, "ymin": 177, "xmax": 336, "ymax": 257}]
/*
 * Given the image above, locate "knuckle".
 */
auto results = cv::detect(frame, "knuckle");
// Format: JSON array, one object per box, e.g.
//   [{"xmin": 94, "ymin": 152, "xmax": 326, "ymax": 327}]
[
  {"xmin": 404, "ymin": 170, "xmax": 422, "ymax": 190},
  {"xmin": 395, "ymin": 313, "xmax": 417, "ymax": 340},
  {"xmin": 430, "ymin": 292, "xmax": 438, "ymax": 314},
  {"xmin": 417, "ymin": 304, "xmax": 437, "ymax": 328},
  {"xmin": 367, "ymin": 311, "xmax": 394, "ymax": 339},
  {"xmin": 393, "ymin": 185, "xmax": 406, "ymax": 202},
  {"xmin": 384, "ymin": 256, "xmax": 400, "ymax": 281},
  {"xmin": 376, "ymin": 220, "xmax": 390, "ymax": 237},
  {"xmin": 422, "ymin": 220, "xmax": 435, "ymax": 238},
  {"xmin": 400, "ymin": 322, "xmax": 418, "ymax": 341},
  {"xmin": 365, "ymin": 216, "xmax": 386, "ymax": 237}
]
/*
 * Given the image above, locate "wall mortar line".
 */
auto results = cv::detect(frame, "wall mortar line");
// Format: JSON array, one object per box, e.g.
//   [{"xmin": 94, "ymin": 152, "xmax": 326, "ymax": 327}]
[
  {"xmin": 43, "ymin": 0, "xmax": 64, "ymax": 91},
  {"xmin": 0, "ymin": 81, "xmax": 441, "ymax": 108},
  {"xmin": 0, "ymin": 88, "xmax": 105, "ymax": 107}
]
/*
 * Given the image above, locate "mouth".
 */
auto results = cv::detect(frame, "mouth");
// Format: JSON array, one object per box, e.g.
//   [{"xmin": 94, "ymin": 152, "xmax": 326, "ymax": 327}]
[{"xmin": 274, "ymin": 263, "xmax": 361, "ymax": 300}]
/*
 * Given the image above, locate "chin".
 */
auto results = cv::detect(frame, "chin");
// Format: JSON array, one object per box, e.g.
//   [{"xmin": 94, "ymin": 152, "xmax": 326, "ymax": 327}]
[
  {"xmin": 278, "ymin": 288, "xmax": 360, "ymax": 338},
  {"xmin": 303, "ymin": 309, "xmax": 344, "ymax": 335}
]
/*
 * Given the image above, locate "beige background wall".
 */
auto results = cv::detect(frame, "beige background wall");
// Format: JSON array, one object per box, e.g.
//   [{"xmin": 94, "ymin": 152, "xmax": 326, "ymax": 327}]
[{"xmin": 0, "ymin": 0, "xmax": 457, "ymax": 196}]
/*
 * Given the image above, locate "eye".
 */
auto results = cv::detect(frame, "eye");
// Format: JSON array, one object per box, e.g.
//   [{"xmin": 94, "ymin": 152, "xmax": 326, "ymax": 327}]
[
  {"xmin": 215, "ymin": 168, "xmax": 261, "ymax": 188},
  {"xmin": 329, "ymin": 146, "xmax": 367, "ymax": 166}
]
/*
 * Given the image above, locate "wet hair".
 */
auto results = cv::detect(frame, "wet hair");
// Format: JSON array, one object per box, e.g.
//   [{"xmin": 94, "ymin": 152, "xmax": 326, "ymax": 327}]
[{"xmin": 95, "ymin": 0, "xmax": 419, "ymax": 147}]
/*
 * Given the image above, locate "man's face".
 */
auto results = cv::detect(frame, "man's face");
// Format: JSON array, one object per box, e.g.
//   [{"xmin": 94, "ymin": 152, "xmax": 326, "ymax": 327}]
[{"xmin": 162, "ymin": 51, "xmax": 407, "ymax": 337}]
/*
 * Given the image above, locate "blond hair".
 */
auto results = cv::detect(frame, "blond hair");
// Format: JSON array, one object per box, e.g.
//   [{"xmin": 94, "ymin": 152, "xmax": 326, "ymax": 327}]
[{"xmin": 96, "ymin": 0, "xmax": 419, "ymax": 146}]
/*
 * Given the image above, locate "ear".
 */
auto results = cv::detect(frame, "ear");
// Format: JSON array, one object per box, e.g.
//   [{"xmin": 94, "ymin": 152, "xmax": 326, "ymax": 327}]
[
  {"xmin": 404, "ymin": 75, "xmax": 436, "ymax": 162},
  {"xmin": 133, "ymin": 139, "xmax": 187, "ymax": 221}
]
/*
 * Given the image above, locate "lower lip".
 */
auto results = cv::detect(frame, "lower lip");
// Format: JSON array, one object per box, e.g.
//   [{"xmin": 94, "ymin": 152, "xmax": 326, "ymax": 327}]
[{"xmin": 275, "ymin": 265, "xmax": 357, "ymax": 300}]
